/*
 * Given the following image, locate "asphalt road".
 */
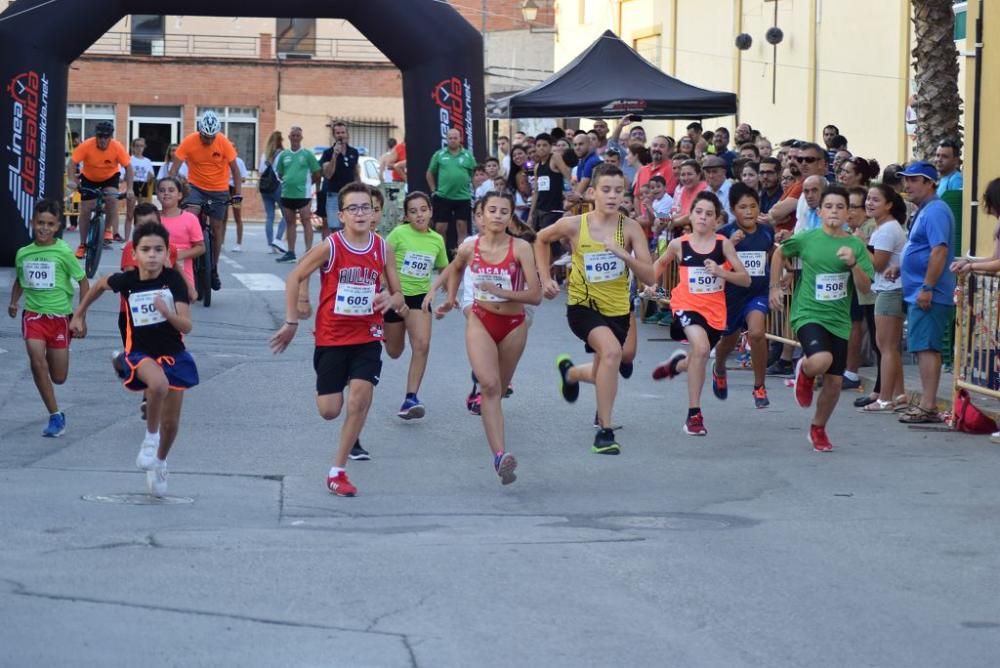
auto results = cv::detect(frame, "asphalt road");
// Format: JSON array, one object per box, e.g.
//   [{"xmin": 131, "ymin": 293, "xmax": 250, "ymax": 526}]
[{"xmin": 2, "ymin": 227, "xmax": 999, "ymax": 667}]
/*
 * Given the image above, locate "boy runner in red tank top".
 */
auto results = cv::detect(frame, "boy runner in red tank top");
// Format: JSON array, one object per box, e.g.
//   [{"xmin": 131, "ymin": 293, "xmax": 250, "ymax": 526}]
[{"xmin": 270, "ymin": 182, "xmax": 405, "ymax": 497}]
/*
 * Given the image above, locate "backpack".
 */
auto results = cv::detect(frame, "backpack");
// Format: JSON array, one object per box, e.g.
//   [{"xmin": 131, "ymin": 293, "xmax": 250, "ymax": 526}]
[
  {"xmin": 953, "ymin": 389, "xmax": 998, "ymax": 434},
  {"xmin": 258, "ymin": 161, "xmax": 279, "ymax": 194}
]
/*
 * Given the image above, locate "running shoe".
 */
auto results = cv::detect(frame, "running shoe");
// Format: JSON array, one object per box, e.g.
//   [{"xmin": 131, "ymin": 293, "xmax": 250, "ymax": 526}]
[
  {"xmin": 766, "ymin": 358, "xmax": 794, "ymax": 376},
  {"xmin": 504, "ymin": 384, "xmax": 514, "ymax": 398},
  {"xmin": 136, "ymin": 442, "xmax": 158, "ymax": 470},
  {"xmin": 211, "ymin": 270, "xmax": 221, "ymax": 291},
  {"xmin": 652, "ymin": 350, "xmax": 687, "ymax": 380},
  {"xmin": 494, "ymin": 451, "xmax": 518, "ymax": 485},
  {"xmin": 841, "ymin": 376, "xmax": 861, "ymax": 390},
  {"xmin": 349, "ymin": 440, "xmax": 370, "ymax": 461},
  {"xmin": 146, "ymin": 461, "xmax": 168, "ymax": 497},
  {"xmin": 113, "ymin": 233, "xmax": 124, "ymax": 243},
  {"xmin": 398, "ymin": 395, "xmax": 425, "ymax": 420},
  {"xmin": 327, "ymin": 471, "xmax": 357, "ymax": 497},
  {"xmin": 556, "ymin": 354, "xmax": 579, "ymax": 402},
  {"xmin": 592, "ymin": 428, "xmax": 621, "ymax": 455},
  {"xmin": 793, "ymin": 359, "xmax": 815, "ymax": 409},
  {"xmin": 642, "ymin": 311, "xmax": 661, "ymax": 325},
  {"xmin": 619, "ymin": 361, "xmax": 634, "ymax": 379},
  {"xmin": 712, "ymin": 369, "xmax": 728, "ymax": 400},
  {"xmin": 466, "ymin": 392, "xmax": 482, "ymax": 416},
  {"xmin": 42, "ymin": 411, "xmax": 66, "ymax": 438},
  {"xmin": 656, "ymin": 311, "xmax": 672, "ymax": 326},
  {"xmin": 271, "ymin": 243, "xmax": 287, "ymax": 255},
  {"xmin": 684, "ymin": 412, "xmax": 707, "ymax": 436},
  {"xmin": 74, "ymin": 244, "xmax": 85, "ymax": 259},
  {"xmin": 753, "ymin": 386, "xmax": 770, "ymax": 409},
  {"xmin": 809, "ymin": 424, "xmax": 834, "ymax": 452},
  {"xmin": 231, "ymin": 244, "xmax": 242, "ymax": 253},
  {"xmin": 276, "ymin": 251, "xmax": 297, "ymax": 264}
]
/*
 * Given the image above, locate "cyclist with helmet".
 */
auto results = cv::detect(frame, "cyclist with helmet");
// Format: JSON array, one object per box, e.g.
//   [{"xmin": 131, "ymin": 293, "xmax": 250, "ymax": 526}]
[
  {"xmin": 169, "ymin": 111, "xmax": 243, "ymax": 291},
  {"xmin": 66, "ymin": 121, "xmax": 135, "ymax": 259}
]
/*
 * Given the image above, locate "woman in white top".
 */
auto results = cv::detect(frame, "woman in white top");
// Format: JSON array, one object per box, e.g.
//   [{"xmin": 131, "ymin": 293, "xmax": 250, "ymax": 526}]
[{"xmin": 858, "ymin": 183, "xmax": 908, "ymax": 412}]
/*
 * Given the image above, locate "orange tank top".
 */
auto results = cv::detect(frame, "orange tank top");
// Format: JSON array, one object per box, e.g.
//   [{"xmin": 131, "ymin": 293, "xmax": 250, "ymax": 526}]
[{"xmin": 670, "ymin": 234, "xmax": 729, "ymax": 330}]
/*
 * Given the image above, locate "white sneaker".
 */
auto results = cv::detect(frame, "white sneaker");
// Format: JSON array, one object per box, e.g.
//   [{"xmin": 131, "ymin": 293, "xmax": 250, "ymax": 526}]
[
  {"xmin": 991, "ymin": 431, "xmax": 1000, "ymax": 445},
  {"xmin": 136, "ymin": 443, "xmax": 158, "ymax": 470},
  {"xmin": 552, "ymin": 253, "xmax": 573, "ymax": 267},
  {"xmin": 146, "ymin": 461, "xmax": 167, "ymax": 497},
  {"xmin": 231, "ymin": 244, "xmax": 242, "ymax": 253}
]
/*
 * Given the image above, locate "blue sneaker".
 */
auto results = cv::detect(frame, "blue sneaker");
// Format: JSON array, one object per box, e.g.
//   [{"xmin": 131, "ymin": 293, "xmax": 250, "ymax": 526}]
[
  {"xmin": 398, "ymin": 395, "xmax": 425, "ymax": 420},
  {"xmin": 42, "ymin": 411, "xmax": 66, "ymax": 438}
]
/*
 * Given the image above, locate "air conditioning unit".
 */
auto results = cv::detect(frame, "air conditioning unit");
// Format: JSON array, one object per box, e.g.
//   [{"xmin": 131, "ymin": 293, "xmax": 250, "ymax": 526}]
[
  {"xmin": 150, "ymin": 39, "xmax": 165, "ymax": 56},
  {"xmin": 278, "ymin": 52, "xmax": 312, "ymax": 60}
]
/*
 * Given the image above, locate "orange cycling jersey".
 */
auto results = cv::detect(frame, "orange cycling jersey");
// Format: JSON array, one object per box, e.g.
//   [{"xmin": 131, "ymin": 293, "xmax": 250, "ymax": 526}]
[
  {"xmin": 175, "ymin": 132, "xmax": 237, "ymax": 192},
  {"xmin": 71, "ymin": 138, "xmax": 130, "ymax": 182}
]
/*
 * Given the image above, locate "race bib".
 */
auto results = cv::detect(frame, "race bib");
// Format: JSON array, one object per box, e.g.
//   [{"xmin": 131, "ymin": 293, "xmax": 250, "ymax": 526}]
[
  {"xmin": 815, "ymin": 272, "xmax": 848, "ymax": 301},
  {"xmin": 738, "ymin": 251, "xmax": 766, "ymax": 277},
  {"xmin": 537, "ymin": 175, "xmax": 551, "ymax": 192},
  {"xmin": 23, "ymin": 260, "xmax": 55, "ymax": 289},
  {"xmin": 334, "ymin": 283, "xmax": 376, "ymax": 316},
  {"xmin": 583, "ymin": 250, "xmax": 625, "ymax": 283},
  {"xmin": 687, "ymin": 266, "xmax": 722, "ymax": 294},
  {"xmin": 128, "ymin": 289, "xmax": 174, "ymax": 327},
  {"xmin": 474, "ymin": 271, "xmax": 512, "ymax": 302},
  {"xmin": 400, "ymin": 252, "xmax": 434, "ymax": 279}
]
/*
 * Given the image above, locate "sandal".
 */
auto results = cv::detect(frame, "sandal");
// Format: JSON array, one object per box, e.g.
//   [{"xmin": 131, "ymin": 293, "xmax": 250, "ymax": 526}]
[
  {"xmin": 898, "ymin": 407, "xmax": 943, "ymax": 424},
  {"xmin": 859, "ymin": 399, "xmax": 896, "ymax": 413}
]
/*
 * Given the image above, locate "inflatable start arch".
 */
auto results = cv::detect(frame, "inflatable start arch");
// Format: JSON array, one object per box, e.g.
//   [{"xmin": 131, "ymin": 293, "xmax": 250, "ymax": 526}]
[{"xmin": 0, "ymin": 0, "xmax": 485, "ymax": 265}]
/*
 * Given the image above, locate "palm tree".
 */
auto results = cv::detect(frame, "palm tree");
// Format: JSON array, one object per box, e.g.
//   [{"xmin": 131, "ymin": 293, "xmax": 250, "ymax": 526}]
[{"xmin": 910, "ymin": 0, "xmax": 963, "ymax": 159}]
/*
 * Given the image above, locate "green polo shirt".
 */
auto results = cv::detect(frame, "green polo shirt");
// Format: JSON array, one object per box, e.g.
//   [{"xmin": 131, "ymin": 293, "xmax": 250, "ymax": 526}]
[{"xmin": 428, "ymin": 147, "xmax": 475, "ymax": 201}]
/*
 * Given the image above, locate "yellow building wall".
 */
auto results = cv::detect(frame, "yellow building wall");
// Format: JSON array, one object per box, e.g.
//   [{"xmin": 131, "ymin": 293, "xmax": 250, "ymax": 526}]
[
  {"xmin": 963, "ymin": 0, "xmax": 999, "ymax": 256},
  {"xmin": 554, "ymin": 0, "xmax": 958, "ymax": 168},
  {"xmin": 275, "ymin": 94, "xmax": 404, "ymax": 149}
]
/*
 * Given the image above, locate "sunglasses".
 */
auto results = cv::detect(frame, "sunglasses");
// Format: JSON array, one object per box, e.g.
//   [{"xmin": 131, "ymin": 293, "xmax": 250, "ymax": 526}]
[{"xmin": 795, "ymin": 156, "xmax": 820, "ymax": 164}]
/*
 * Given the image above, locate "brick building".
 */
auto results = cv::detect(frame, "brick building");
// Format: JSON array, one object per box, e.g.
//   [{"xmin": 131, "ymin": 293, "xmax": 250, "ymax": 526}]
[{"xmin": 0, "ymin": 2, "xmax": 555, "ymax": 219}]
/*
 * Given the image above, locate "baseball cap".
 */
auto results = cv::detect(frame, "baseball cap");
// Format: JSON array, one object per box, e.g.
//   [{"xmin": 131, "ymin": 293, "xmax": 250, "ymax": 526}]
[
  {"xmin": 898, "ymin": 160, "xmax": 939, "ymax": 183},
  {"xmin": 702, "ymin": 155, "xmax": 727, "ymax": 170}
]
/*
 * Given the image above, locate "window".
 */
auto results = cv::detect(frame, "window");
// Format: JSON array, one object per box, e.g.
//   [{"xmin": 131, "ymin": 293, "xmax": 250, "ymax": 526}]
[
  {"xmin": 67, "ymin": 103, "xmax": 116, "ymax": 141},
  {"xmin": 131, "ymin": 14, "xmax": 165, "ymax": 56},
  {"xmin": 953, "ymin": 2, "xmax": 968, "ymax": 41},
  {"xmin": 197, "ymin": 107, "xmax": 258, "ymax": 168},
  {"xmin": 634, "ymin": 35, "xmax": 662, "ymax": 68},
  {"xmin": 276, "ymin": 18, "xmax": 316, "ymax": 56}
]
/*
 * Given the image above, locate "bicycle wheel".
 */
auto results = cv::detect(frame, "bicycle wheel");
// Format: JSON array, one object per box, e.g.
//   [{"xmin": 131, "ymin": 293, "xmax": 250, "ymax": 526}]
[
  {"xmin": 85, "ymin": 213, "xmax": 104, "ymax": 278},
  {"xmin": 199, "ymin": 224, "xmax": 213, "ymax": 307}
]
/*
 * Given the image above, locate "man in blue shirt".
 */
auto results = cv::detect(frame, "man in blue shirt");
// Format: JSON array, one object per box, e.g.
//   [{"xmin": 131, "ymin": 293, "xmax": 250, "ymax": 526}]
[
  {"xmin": 934, "ymin": 139, "xmax": 963, "ymax": 197},
  {"xmin": 567, "ymin": 132, "xmax": 602, "ymax": 206},
  {"xmin": 712, "ymin": 127, "xmax": 738, "ymax": 177},
  {"xmin": 898, "ymin": 160, "xmax": 955, "ymax": 423}
]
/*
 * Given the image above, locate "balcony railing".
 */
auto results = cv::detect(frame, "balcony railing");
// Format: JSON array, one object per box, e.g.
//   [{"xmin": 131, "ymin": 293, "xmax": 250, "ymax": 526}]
[{"xmin": 85, "ymin": 32, "xmax": 389, "ymax": 62}]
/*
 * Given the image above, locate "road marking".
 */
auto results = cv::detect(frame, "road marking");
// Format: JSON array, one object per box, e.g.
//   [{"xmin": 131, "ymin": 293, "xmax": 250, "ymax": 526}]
[
  {"xmin": 232, "ymin": 273, "xmax": 287, "ymax": 291},
  {"xmin": 219, "ymin": 255, "xmax": 245, "ymax": 270}
]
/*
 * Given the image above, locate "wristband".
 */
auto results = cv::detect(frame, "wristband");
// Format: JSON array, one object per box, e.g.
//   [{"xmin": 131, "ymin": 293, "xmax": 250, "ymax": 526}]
[
  {"xmin": 921, "ymin": 284, "xmax": 934, "ymax": 292},
  {"xmin": 285, "ymin": 321, "xmax": 298, "ymax": 326},
  {"xmin": 847, "ymin": 262, "xmax": 857, "ymax": 269}
]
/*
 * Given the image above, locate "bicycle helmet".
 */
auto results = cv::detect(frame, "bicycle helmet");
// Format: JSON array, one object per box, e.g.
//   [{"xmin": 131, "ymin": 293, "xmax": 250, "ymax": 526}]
[
  {"xmin": 94, "ymin": 121, "xmax": 114, "ymax": 137},
  {"xmin": 197, "ymin": 111, "xmax": 222, "ymax": 136}
]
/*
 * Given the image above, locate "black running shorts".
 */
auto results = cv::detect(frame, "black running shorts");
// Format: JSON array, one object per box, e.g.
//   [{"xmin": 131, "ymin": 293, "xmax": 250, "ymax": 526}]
[
  {"xmin": 796, "ymin": 322, "xmax": 848, "ymax": 377},
  {"xmin": 313, "ymin": 342, "xmax": 383, "ymax": 395}
]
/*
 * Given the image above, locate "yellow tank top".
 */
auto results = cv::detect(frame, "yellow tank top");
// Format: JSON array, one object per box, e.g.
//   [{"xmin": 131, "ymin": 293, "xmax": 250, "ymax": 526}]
[{"xmin": 567, "ymin": 214, "xmax": 630, "ymax": 316}]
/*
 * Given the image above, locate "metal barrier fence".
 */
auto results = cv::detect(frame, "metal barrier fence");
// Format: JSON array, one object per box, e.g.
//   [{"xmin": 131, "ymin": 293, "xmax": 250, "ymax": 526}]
[
  {"xmin": 954, "ymin": 272, "xmax": 1000, "ymax": 401},
  {"xmin": 765, "ymin": 270, "xmax": 800, "ymax": 347}
]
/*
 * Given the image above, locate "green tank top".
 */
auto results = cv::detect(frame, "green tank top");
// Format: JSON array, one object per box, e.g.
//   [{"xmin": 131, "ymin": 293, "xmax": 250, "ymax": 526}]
[{"xmin": 567, "ymin": 214, "xmax": 630, "ymax": 316}]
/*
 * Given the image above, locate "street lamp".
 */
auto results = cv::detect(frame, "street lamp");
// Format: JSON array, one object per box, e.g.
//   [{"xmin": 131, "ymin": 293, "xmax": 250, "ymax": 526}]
[{"xmin": 521, "ymin": 0, "xmax": 539, "ymax": 23}]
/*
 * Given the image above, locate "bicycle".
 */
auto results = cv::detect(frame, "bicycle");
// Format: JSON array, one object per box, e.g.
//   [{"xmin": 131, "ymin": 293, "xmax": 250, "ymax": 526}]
[
  {"xmin": 186, "ymin": 195, "xmax": 239, "ymax": 307},
  {"xmin": 77, "ymin": 186, "xmax": 127, "ymax": 279}
]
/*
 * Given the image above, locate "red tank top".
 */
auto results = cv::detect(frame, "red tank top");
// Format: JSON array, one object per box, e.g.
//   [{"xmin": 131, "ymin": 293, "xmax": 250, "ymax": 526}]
[
  {"xmin": 468, "ymin": 236, "xmax": 524, "ymax": 303},
  {"xmin": 670, "ymin": 234, "xmax": 730, "ymax": 330},
  {"xmin": 315, "ymin": 231, "xmax": 386, "ymax": 346}
]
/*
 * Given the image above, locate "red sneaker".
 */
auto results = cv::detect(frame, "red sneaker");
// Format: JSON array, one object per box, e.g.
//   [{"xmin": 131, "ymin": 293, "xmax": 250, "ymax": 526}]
[
  {"xmin": 793, "ymin": 359, "xmax": 814, "ymax": 408},
  {"xmin": 74, "ymin": 244, "xmax": 86, "ymax": 259},
  {"xmin": 809, "ymin": 424, "xmax": 833, "ymax": 452},
  {"xmin": 652, "ymin": 350, "xmax": 687, "ymax": 380},
  {"xmin": 683, "ymin": 412, "xmax": 707, "ymax": 436},
  {"xmin": 326, "ymin": 471, "xmax": 357, "ymax": 496}
]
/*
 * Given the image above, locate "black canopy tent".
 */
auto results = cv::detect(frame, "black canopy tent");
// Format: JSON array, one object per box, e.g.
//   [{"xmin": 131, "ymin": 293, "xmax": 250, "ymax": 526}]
[{"xmin": 490, "ymin": 30, "xmax": 737, "ymax": 120}]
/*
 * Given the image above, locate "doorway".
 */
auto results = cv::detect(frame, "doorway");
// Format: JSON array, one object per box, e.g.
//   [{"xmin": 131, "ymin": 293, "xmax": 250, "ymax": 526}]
[{"xmin": 129, "ymin": 105, "xmax": 182, "ymax": 172}]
